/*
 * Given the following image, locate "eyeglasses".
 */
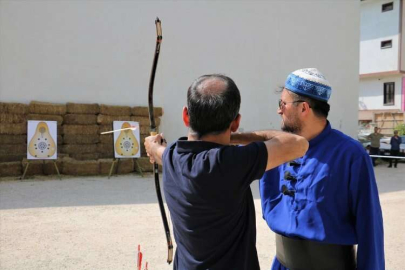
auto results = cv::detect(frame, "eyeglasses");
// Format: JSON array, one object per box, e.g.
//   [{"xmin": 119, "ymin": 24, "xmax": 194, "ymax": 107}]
[{"xmin": 278, "ymin": 99, "xmax": 305, "ymax": 109}]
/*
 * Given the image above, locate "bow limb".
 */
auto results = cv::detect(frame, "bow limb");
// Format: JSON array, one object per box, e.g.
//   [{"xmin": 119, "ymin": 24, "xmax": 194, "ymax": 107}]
[{"xmin": 147, "ymin": 17, "xmax": 174, "ymax": 265}]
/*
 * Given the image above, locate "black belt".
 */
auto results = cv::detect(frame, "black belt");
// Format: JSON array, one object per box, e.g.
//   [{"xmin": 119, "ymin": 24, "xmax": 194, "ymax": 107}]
[{"xmin": 276, "ymin": 234, "xmax": 356, "ymax": 270}]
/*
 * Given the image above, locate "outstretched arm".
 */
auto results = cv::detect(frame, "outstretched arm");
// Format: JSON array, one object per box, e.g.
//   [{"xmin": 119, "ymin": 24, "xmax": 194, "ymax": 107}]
[{"xmin": 231, "ymin": 130, "xmax": 308, "ymax": 171}]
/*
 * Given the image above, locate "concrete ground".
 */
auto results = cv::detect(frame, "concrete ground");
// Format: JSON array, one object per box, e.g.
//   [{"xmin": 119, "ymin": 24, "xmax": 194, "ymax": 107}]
[{"xmin": 0, "ymin": 163, "xmax": 404, "ymax": 270}]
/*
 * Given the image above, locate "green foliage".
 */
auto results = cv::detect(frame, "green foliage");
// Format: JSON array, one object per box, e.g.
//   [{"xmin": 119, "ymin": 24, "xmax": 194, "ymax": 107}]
[{"xmin": 394, "ymin": 123, "xmax": 405, "ymax": 135}]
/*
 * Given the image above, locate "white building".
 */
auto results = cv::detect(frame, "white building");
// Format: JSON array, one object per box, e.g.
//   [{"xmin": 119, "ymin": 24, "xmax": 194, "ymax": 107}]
[
  {"xmin": 359, "ymin": 0, "xmax": 405, "ymax": 134},
  {"xmin": 0, "ymin": 1, "xmax": 360, "ymax": 141}
]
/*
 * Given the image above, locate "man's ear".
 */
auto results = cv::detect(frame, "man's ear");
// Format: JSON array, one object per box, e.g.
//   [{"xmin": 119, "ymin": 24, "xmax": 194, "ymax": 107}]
[
  {"xmin": 182, "ymin": 106, "xmax": 190, "ymax": 127},
  {"xmin": 230, "ymin": 114, "xmax": 241, "ymax": 132},
  {"xmin": 301, "ymin": 102, "xmax": 311, "ymax": 115}
]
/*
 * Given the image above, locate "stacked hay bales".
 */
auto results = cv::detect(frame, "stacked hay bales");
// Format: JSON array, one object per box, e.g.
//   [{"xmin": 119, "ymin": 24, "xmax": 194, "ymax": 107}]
[
  {"xmin": 60, "ymin": 102, "xmax": 100, "ymax": 176},
  {"xmin": 62, "ymin": 157, "xmax": 100, "ymax": 176},
  {"xmin": 97, "ymin": 105, "xmax": 136, "ymax": 174},
  {"xmin": 0, "ymin": 101, "xmax": 164, "ymax": 178},
  {"xmin": 97, "ymin": 104, "xmax": 132, "ymax": 160},
  {"xmin": 22, "ymin": 158, "xmax": 43, "ymax": 176},
  {"xmin": 63, "ymin": 103, "xmax": 100, "ymax": 161},
  {"xmin": 0, "ymin": 162, "xmax": 22, "ymax": 177},
  {"xmin": 28, "ymin": 101, "xmax": 65, "ymax": 146},
  {"xmin": 99, "ymin": 158, "xmax": 134, "ymax": 175},
  {"xmin": 0, "ymin": 103, "xmax": 28, "ymax": 176}
]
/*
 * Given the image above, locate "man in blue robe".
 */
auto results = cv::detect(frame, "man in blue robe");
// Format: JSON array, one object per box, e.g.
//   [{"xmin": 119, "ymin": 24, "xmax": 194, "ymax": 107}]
[{"xmin": 260, "ymin": 68, "xmax": 385, "ymax": 269}]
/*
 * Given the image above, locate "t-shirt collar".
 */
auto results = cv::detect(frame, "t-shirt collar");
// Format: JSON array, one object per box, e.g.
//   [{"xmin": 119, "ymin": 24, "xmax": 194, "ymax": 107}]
[{"xmin": 176, "ymin": 137, "xmax": 224, "ymax": 153}]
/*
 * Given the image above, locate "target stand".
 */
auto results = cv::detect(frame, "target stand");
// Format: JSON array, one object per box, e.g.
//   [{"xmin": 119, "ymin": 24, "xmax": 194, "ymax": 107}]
[
  {"xmin": 21, "ymin": 160, "xmax": 61, "ymax": 180},
  {"xmin": 108, "ymin": 158, "xmax": 144, "ymax": 179}
]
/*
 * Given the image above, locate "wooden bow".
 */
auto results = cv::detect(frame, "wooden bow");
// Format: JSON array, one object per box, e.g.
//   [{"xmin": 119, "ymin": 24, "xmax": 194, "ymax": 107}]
[{"xmin": 147, "ymin": 17, "xmax": 173, "ymax": 264}]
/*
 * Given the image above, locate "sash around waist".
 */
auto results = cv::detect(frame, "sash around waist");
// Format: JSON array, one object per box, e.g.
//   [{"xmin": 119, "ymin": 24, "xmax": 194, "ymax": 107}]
[{"xmin": 275, "ymin": 233, "xmax": 356, "ymax": 270}]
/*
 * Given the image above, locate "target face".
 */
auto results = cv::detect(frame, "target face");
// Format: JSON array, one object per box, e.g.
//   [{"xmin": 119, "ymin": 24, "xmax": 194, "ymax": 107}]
[
  {"xmin": 113, "ymin": 121, "xmax": 141, "ymax": 158},
  {"xmin": 27, "ymin": 121, "xmax": 57, "ymax": 160}
]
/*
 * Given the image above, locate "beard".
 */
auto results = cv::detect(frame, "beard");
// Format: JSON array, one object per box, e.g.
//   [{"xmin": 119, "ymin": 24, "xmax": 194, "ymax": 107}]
[{"xmin": 281, "ymin": 115, "xmax": 302, "ymax": 134}]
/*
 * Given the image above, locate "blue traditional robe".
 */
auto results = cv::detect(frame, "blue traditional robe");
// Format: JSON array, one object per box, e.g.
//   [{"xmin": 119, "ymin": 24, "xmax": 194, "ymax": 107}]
[{"xmin": 260, "ymin": 122, "xmax": 385, "ymax": 270}]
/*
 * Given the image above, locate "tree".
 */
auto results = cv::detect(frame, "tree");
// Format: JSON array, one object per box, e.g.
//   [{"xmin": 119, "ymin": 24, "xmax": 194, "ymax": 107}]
[{"xmin": 394, "ymin": 123, "xmax": 405, "ymax": 135}]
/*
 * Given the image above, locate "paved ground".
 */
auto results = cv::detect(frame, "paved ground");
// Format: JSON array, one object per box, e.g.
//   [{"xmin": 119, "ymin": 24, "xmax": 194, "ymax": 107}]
[{"xmin": 0, "ymin": 163, "xmax": 404, "ymax": 270}]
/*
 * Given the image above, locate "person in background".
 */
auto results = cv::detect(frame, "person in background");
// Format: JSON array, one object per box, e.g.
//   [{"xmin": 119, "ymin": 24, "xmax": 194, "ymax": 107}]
[
  {"xmin": 368, "ymin": 127, "xmax": 384, "ymax": 167},
  {"xmin": 388, "ymin": 130, "xmax": 402, "ymax": 168}
]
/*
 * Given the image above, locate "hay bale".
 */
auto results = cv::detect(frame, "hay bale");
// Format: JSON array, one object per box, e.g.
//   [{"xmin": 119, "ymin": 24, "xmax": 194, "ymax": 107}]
[
  {"xmin": 29, "ymin": 101, "xmax": 66, "ymax": 115},
  {"xmin": 63, "ymin": 125, "xmax": 99, "ymax": 135},
  {"xmin": 130, "ymin": 116, "xmax": 161, "ymax": 127},
  {"xmin": 62, "ymin": 157, "xmax": 100, "ymax": 175},
  {"xmin": 99, "ymin": 159, "xmax": 114, "ymax": 174},
  {"xmin": 0, "ymin": 161, "xmax": 22, "ymax": 177},
  {"xmin": 99, "ymin": 158, "xmax": 134, "ymax": 175},
  {"xmin": 100, "ymin": 105, "xmax": 131, "ymax": 116},
  {"xmin": 43, "ymin": 159, "xmax": 63, "ymax": 175},
  {"xmin": 134, "ymin": 157, "xmax": 162, "ymax": 173},
  {"xmin": 131, "ymin": 106, "xmax": 163, "ymax": 117},
  {"xmin": 66, "ymin": 103, "xmax": 100, "ymax": 115},
  {"xmin": 99, "ymin": 134, "xmax": 113, "ymax": 144},
  {"xmin": 58, "ymin": 126, "xmax": 63, "ymax": 136},
  {"xmin": 98, "ymin": 152, "xmax": 114, "ymax": 159},
  {"xmin": 0, "ymin": 123, "xmax": 27, "ymax": 135},
  {"xmin": 97, "ymin": 143, "xmax": 114, "ymax": 154},
  {"xmin": 69, "ymin": 153, "xmax": 100, "ymax": 160},
  {"xmin": 0, "ymin": 144, "xmax": 27, "ymax": 155},
  {"xmin": 22, "ymin": 158, "xmax": 43, "ymax": 176},
  {"xmin": 96, "ymin": 115, "xmax": 132, "ymax": 125},
  {"xmin": 140, "ymin": 135, "xmax": 147, "ymax": 143},
  {"xmin": 139, "ymin": 135, "xmax": 149, "ymax": 156},
  {"xmin": 61, "ymin": 144, "xmax": 98, "ymax": 155},
  {"xmin": 0, "ymin": 154, "xmax": 25, "ymax": 162},
  {"xmin": 0, "ymin": 135, "xmax": 27, "ymax": 145},
  {"xmin": 64, "ymin": 114, "xmax": 97, "ymax": 125},
  {"xmin": 117, "ymin": 158, "xmax": 134, "ymax": 174},
  {"xmin": 0, "ymin": 113, "xmax": 27, "ymax": 124},
  {"xmin": 140, "ymin": 144, "xmax": 147, "ymax": 157},
  {"xmin": 140, "ymin": 125, "xmax": 155, "ymax": 135},
  {"xmin": 0, "ymin": 102, "xmax": 28, "ymax": 115},
  {"xmin": 99, "ymin": 124, "xmax": 112, "ymax": 134},
  {"xmin": 63, "ymin": 134, "xmax": 100, "ymax": 144},
  {"xmin": 57, "ymin": 135, "xmax": 63, "ymax": 145},
  {"xmin": 133, "ymin": 135, "xmax": 148, "ymax": 157},
  {"xmin": 27, "ymin": 114, "xmax": 64, "ymax": 125}
]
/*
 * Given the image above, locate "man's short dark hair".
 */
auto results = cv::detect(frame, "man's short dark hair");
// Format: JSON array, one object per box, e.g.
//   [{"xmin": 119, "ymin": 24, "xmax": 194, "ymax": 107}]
[
  {"xmin": 187, "ymin": 74, "xmax": 241, "ymax": 138},
  {"xmin": 286, "ymin": 89, "xmax": 330, "ymax": 119}
]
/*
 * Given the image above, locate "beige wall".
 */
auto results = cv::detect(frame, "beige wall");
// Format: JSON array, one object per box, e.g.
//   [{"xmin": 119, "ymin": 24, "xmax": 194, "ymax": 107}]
[
  {"xmin": 0, "ymin": 0, "xmax": 360, "ymax": 141},
  {"xmin": 359, "ymin": 75, "xmax": 403, "ymax": 110},
  {"xmin": 360, "ymin": 0, "xmax": 401, "ymax": 74}
]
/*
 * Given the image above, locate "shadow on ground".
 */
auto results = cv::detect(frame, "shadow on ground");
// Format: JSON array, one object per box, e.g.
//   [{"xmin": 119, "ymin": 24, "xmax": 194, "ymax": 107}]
[
  {"xmin": 1, "ymin": 164, "xmax": 403, "ymax": 210},
  {"xmin": 0, "ymin": 174, "xmax": 158, "ymax": 209}
]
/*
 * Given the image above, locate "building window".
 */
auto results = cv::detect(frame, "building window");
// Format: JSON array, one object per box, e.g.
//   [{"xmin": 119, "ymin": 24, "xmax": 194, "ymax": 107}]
[
  {"xmin": 383, "ymin": 82, "xmax": 395, "ymax": 105},
  {"xmin": 382, "ymin": 2, "xmax": 394, "ymax": 12},
  {"xmin": 381, "ymin": 40, "xmax": 392, "ymax": 49}
]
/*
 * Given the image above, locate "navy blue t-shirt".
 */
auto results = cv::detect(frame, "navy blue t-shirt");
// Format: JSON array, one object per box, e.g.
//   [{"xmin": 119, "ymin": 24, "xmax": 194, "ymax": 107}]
[{"xmin": 162, "ymin": 138, "xmax": 268, "ymax": 270}]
